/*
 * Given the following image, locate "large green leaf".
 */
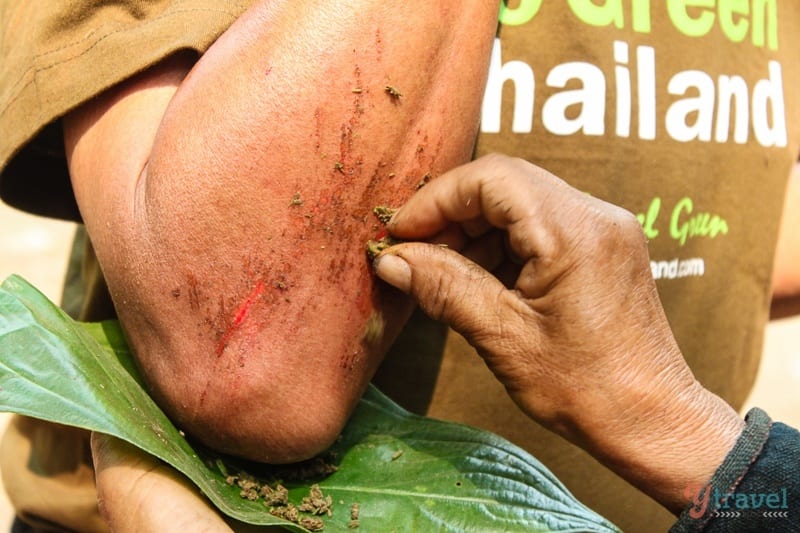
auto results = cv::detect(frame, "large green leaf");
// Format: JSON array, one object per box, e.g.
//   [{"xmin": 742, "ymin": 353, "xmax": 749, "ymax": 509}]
[{"xmin": 0, "ymin": 275, "xmax": 619, "ymax": 532}]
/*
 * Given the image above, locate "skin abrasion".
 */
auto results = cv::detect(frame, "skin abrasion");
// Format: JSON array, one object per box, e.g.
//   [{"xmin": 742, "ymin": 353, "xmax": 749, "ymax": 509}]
[{"xmin": 215, "ymin": 281, "xmax": 266, "ymax": 356}]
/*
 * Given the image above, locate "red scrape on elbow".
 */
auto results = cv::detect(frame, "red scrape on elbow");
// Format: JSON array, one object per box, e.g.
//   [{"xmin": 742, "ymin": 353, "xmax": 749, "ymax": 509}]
[{"xmin": 216, "ymin": 281, "xmax": 266, "ymax": 356}]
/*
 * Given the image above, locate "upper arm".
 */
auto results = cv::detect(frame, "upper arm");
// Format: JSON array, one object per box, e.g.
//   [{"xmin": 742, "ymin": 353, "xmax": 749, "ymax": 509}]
[{"xmin": 65, "ymin": 1, "xmax": 499, "ymax": 462}]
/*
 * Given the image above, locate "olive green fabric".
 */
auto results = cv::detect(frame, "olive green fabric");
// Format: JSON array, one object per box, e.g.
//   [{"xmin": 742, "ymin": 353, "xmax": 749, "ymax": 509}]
[
  {"xmin": 2, "ymin": 2, "xmax": 799, "ymax": 532},
  {"xmin": 0, "ymin": 0, "xmax": 250, "ymax": 220}
]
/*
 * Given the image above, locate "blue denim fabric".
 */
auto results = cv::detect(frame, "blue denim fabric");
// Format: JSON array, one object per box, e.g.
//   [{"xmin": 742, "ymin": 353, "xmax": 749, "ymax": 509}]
[{"xmin": 671, "ymin": 408, "xmax": 800, "ymax": 532}]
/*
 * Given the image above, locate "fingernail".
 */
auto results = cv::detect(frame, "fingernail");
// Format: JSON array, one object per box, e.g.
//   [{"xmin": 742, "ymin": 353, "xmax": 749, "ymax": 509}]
[{"xmin": 373, "ymin": 254, "xmax": 411, "ymax": 293}]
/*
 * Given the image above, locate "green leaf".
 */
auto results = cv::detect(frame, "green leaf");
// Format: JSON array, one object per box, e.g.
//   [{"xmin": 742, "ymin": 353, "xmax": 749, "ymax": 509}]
[{"xmin": 0, "ymin": 275, "xmax": 619, "ymax": 532}]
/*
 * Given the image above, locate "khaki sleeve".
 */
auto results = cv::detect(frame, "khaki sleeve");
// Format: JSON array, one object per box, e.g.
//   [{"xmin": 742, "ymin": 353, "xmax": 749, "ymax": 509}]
[{"xmin": 0, "ymin": 0, "xmax": 252, "ymax": 219}]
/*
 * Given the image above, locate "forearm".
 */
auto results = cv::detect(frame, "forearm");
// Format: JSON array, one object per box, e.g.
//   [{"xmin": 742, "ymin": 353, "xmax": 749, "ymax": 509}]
[
  {"xmin": 66, "ymin": 1, "xmax": 499, "ymax": 463},
  {"xmin": 574, "ymin": 375, "xmax": 744, "ymax": 515}
]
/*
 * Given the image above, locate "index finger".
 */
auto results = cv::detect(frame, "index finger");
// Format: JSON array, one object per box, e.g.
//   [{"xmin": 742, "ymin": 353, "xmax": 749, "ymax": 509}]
[{"xmin": 387, "ymin": 154, "xmax": 565, "ymax": 240}]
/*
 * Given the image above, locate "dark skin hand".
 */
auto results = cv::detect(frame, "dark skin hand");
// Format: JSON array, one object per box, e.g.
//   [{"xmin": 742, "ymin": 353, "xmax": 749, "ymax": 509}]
[{"xmin": 373, "ymin": 154, "xmax": 744, "ymax": 515}]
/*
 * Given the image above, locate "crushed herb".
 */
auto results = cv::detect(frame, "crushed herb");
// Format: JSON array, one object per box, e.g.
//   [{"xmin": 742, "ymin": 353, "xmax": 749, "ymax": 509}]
[
  {"xmin": 384, "ymin": 85, "xmax": 402, "ymax": 99},
  {"xmin": 300, "ymin": 517, "xmax": 326, "ymax": 531},
  {"xmin": 372, "ymin": 206, "xmax": 397, "ymax": 225},
  {"xmin": 261, "ymin": 484, "xmax": 290, "ymax": 507},
  {"xmin": 270, "ymin": 503, "xmax": 299, "ymax": 522},
  {"xmin": 298, "ymin": 484, "xmax": 334, "ymax": 516},
  {"xmin": 215, "ymin": 452, "xmax": 340, "ymax": 530},
  {"xmin": 416, "ymin": 173, "xmax": 431, "ymax": 190},
  {"xmin": 366, "ymin": 236, "xmax": 400, "ymax": 261},
  {"xmin": 366, "ymin": 205, "xmax": 403, "ymax": 260}
]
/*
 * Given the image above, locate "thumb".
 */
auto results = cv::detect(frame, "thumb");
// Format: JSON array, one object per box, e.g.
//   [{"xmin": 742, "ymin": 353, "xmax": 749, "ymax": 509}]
[
  {"xmin": 373, "ymin": 242, "xmax": 510, "ymax": 337},
  {"xmin": 90, "ymin": 432, "xmax": 235, "ymax": 532}
]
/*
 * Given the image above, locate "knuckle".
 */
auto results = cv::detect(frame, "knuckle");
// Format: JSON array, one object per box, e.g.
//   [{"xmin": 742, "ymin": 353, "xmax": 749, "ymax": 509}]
[
  {"xmin": 479, "ymin": 152, "xmax": 512, "ymax": 168},
  {"xmin": 582, "ymin": 203, "xmax": 646, "ymax": 253},
  {"xmin": 609, "ymin": 206, "xmax": 649, "ymax": 249},
  {"xmin": 479, "ymin": 153, "xmax": 531, "ymax": 181}
]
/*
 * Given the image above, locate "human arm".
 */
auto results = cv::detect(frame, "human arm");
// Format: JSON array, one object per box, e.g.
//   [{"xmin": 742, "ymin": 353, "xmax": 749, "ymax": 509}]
[
  {"xmin": 64, "ymin": 1, "xmax": 499, "ymax": 463},
  {"xmin": 372, "ymin": 154, "xmax": 746, "ymax": 514}
]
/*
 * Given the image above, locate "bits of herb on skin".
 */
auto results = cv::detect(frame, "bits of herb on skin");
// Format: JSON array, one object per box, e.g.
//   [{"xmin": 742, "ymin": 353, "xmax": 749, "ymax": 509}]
[
  {"xmin": 334, "ymin": 162, "xmax": 344, "ymax": 173},
  {"xmin": 289, "ymin": 192, "xmax": 303, "ymax": 207},
  {"xmin": 372, "ymin": 206, "xmax": 397, "ymax": 225},
  {"xmin": 351, "ymin": 88, "xmax": 363, "ymax": 94},
  {"xmin": 384, "ymin": 85, "xmax": 402, "ymax": 99},
  {"xmin": 416, "ymin": 173, "xmax": 431, "ymax": 190},
  {"xmin": 366, "ymin": 236, "xmax": 399, "ymax": 261}
]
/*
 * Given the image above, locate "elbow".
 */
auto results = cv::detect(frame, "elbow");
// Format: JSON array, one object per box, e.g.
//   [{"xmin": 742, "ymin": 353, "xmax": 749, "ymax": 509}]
[
  {"xmin": 166, "ymin": 363, "xmax": 355, "ymax": 464},
  {"xmin": 138, "ymin": 329, "xmax": 372, "ymax": 464},
  {"xmin": 121, "ymin": 269, "xmax": 411, "ymax": 464}
]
